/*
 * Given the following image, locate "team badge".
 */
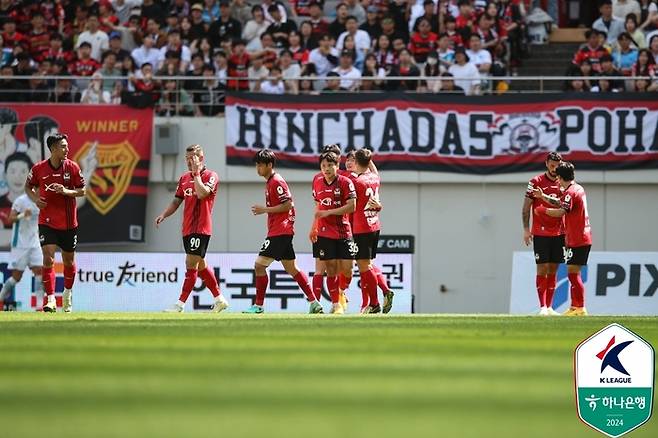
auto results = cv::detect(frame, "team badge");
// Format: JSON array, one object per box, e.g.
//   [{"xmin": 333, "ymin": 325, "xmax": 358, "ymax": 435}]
[
  {"xmin": 575, "ymin": 323, "xmax": 654, "ymax": 437},
  {"xmin": 74, "ymin": 141, "xmax": 139, "ymax": 215}
]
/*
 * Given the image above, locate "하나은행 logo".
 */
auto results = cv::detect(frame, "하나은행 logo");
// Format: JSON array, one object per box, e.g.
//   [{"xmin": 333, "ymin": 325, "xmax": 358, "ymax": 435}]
[{"xmin": 575, "ymin": 323, "xmax": 655, "ymax": 437}]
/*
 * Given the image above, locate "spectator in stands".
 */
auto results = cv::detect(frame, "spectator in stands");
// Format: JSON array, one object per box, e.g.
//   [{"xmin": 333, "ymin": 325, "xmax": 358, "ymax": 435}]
[
  {"xmin": 99, "ymin": 1, "xmax": 120, "ymax": 33},
  {"xmin": 248, "ymin": 55, "xmax": 270, "ymax": 91},
  {"xmin": 191, "ymin": 37, "xmax": 213, "ymax": 65},
  {"xmin": 0, "ymin": 64, "xmax": 20, "ymax": 102},
  {"xmin": 476, "ymin": 11, "xmax": 500, "ymax": 52},
  {"xmin": 288, "ymin": 30, "xmax": 311, "ymax": 64},
  {"xmin": 566, "ymin": 75, "xmax": 588, "ymax": 92},
  {"xmin": 2, "ymin": 19, "xmax": 28, "ymax": 52},
  {"xmin": 113, "ymin": 0, "xmax": 141, "ymax": 24},
  {"xmin": 361, "ymin": 53, "xmax": 386, "ymax": 91},
  {"xmin": 193, "ymin": 63, "xmax": 225, "ymax": 116},
  {"xmin": 323, "ymin": 71, "xmax": 345, "ymax": 92},
  {"xmin": 48, "ymin": 73, "xmax": 81, "ymax": 103},
  {"xmin": 650, "ymin": 34, "xmax": 658, "ymax": 63},
  {"xmin": 131, "ymin": 35, "xmax": 162, "ymax": 68},
  {"xmin": 160, "ymin": 29, "xmax": 191, "ymax": 73},
  {"xmin": 438, "ymin": 72, "xmax": 465, "ymax": 94},
  {"xmin": 261, "ymin": 0, "xmax": 288, "ymax": 23},
  {"xmin": 107, "ymin": 32, "xmax": 130, "ymax": 65},
  {"xmin": 279, "ymin": 49, "xmax": 301, "ymax": 94},
  {"xmin": 332, "ymin": 49, "xmax": 361, "ymax": 91},
  {"xmin": 77, "ymin": 14, "xmax": 109, "ymax": 62},
  {"xmin": 81, "ymin": 72, "xmax": 112, "ymax": 104},
  {"xmin": 290, "ymin": 0, "xmax": 319, "ymax": 17},
  {"xmin": 43, "ymin": 33, "xmax": 76, "ymax": 65},
  {"xmin": 266, "ymin": 5, "xmax": 298, "ymax": 49},
  {"xmin": 413, "ymin": 1, "xmax": 440, "ymax": 34},
  {"xmin": 157, "ymin": 78, "xmax": 194, "ymax": 116},
  {"xmin": 437, "ymin": 32, "xmax": 455, "ymax": 69},
  {"xmin": 299, "ymin": 21, "xmax": 318, "ymax": 51},
  {"xmin": 309, "ymin": 34, "xmax": 339, "ymax": 76},
  {"xmin": 99, "ymin": 51, "xmax": 122, "ymax": 93},
  {"xmin": 129, "ymin": 62, "xmax": 161, "ymax": 107},
  {"xmin": 24, "ymin": 73, "xmax": 49, "ymax": 103},
  {"xmin": 144, "ymin": 18, "xmax": 169, "ymax": 48},
  {"xmin": 455, "ymin": 0, "xmax": 476, "ymax": 44},
  {"xmin": 299, "ymin": 71, "xmax": 319, "ymax": 94},
  {"xmin": 632, "ymin": 47, "xmax": 658, "ymax": 89},
  {"xmin": 208, "ymin": 1, "xmax": 242, "ymax": 47},
  {"xmin": 330, "ymin": 3, "xmax": 349, "ymax": 39},
  {"xmin": 142, "ymin": 0, "xmax": 166, "ymax": 24},
  {"xmin": 337, "ymin": 16, "xmax": 371, "ymax": 54},
  {"xmin": 591, "ymin": 77, "xmax": 615, "ymax": 92},
  {"xmin": 202, "ymin": 0, "xmax": 221, "ymax": 24},
  {"xmin": 345, "ymin": 0, "xmax": 366, "ymax": 24},
  {"xmin": 613, "ymin": 32, "xmax": 639, "ymax": 75},
  {"xmin": 598, "ymin": 53, "xmax": 625, "ymax": 90},
  {"xmin": 625, "ymin": 13, "xmax": 646, "ymax": 48},
  {"xmin": 380, "ymin": 16, "xmax": 406, "ymax": 46},
  {"xmin": 231, "ymin": 0, "xmax": 253, "ymax": 24},
  {"xmin": 594, "ymin": 0, "xmax": 625, "ymax": 46},
  {"xmin": 449, "ymin": 47, "xmax": 480, "ymax": 95},
  {"xmin": 572, "ymin": 30, "xmax": 609, "ymax": 73},
  {"xmin": 639, "ymin": 0, "xmax": 658, "ymax": 25},
  {"xmin": 497, "ymin": 0, "xmax": 525, "ymax": 74},
  {"xmin": 361, "ymin": 5, "xmax": 382, "ymax": 41},
  {"xmin": 214, "ymin": 50, "xmax": 228, "ymax": 84},
  {"xmin": 466, "ymin": 34, "xmax": 492, "ymax": 77},
  {"xmin": 27, "ymin": 13, "xmax": 50, "ymax": 62},
  {"xmin": 444, "ymin": 15, "xmax": 463, "ymax": 48},
  {"xmin": 613, "ymin": 0, "xmax": 642, "ymax": 20},
  {"xmin": 227, "ymin": 39, "xmax": 250, "ymax": 90},
  {"xmin": 420, "ymin": 51, "xmax": 442, "ymax": 93},
  {"xmin": 256, "ymin": 66, "xmax": 286, "ymax": 94},
  {"xmin": 70, "ymin": 42, "xmax": 101, "ymax": 79},
  {"xmin": 409, "ymin": 17, "xmax": 438, "ymax": 64},
  {"xmin": 188, "ymin": 5, "xmax": 208, "ymax": 42},
  {"xmin": 308, "ymin": 2, "xmax": 330, "ymax": 40},
  {"xmin": 387, "ymin": 48, "xmax": 421, "ymax": 91},
  {"xmin": 258, "ymin": 33, "xmax": 279, "ymax": 69},
  {"xmin": 373, "ymin": 34, "xmax": 396, "ymax": 74},
  {"xmin": 243, "ymin": 5, "xmax": 269, "ymax": 51},
  {"xmin": 342, "ymin": 34, "xmax": 364, "ymax": 70}
]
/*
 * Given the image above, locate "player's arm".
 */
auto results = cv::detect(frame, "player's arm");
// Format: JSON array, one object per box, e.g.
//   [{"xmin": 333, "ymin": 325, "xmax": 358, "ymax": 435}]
[
  {"xmin": 532, "ymin": 187, "xmax": 560, "ymax": 207},
  {"xmin": 368, "ymin": 159, "xmax": 378, "ymax": 175},
  {"xmin": 315, "ymin": 198, "xmax": 356, "ymax": 218},
  {"xmin": 252, "ymin": 199, "xmax": 293, "ymax": 215},
  {"xmin": 309, "ymin": 201, "xmax": 319, "ymax": 243},
  {"xmin": 57, "ymin": 186, "xmax": 86, "ymax": 197},
  {"xmin": 6, "ymin": 209, "xmax": 21, "ymax": 224},
  {"xmin": 192, "ymin": 173, "xmax": 212, "ymax": 199},
  {"xmin": 24, "ymin": 180, "xmax": 46, "ymax": 209},
  {"xmin": 535, "ymin": 205, "xmax": 566, "ymax": 218},
  {"xmin": 522, "ymin": 197, "xmax": 532, "ymax": 246},
  {"xmin": 155, "ymin": 197, "xmax": 183, "ymax": 227}
]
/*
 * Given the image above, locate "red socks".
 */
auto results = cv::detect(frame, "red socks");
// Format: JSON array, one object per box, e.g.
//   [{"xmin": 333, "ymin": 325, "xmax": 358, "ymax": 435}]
[
  {"xmin": 373, "ymin": 265, "xmax": 391, "ymax": 293},
  {"xmin": 178, "ymin": 268, "xmax": 198, "ymax": 303},
  {"xmin": 339, "ymin": 273, "xmax": 352, "ymax": 291},
  {"xmin": 64, "ymin": 264, "xmax": 76, "ymax": 289},
  {"xmin": 536, "ymin": 275, "xmax": 547, "ymax": 307},
  {"xmin": 198, "ymin": 267, "xmax": 221, "ymax": 297},
  {"xmin": 568, "ymin": 272, "xmax": 585, "ymax": 308},
  {"xmin": 545, "ymin": 274, "xmax": 557, "ymax": 308},
  {"xmin": 361, "ymin": 269, "xmax": 379, "ymax": 306},
  {"xmin": 255, "ymin": 274, "xmax": 268, "ymax": 306},
  {"xmin": 312, "ymin": 274, "xmax": 324, "ymax": 301},
  {"xmin": 42, "ymin": 266, "xmax": 55, "ymax": 296},
  {"xmin": 293, "ymin": 271, "xmax": 316, "ymax": 302},
  {"xmin": 327, "ymin": 275, "xmax": 339, "ymax": 303}
]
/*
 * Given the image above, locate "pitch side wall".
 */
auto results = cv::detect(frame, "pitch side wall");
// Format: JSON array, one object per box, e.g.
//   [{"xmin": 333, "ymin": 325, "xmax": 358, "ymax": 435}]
[{"xmin": 104, "ymin": 117, "xmax": 658, "ymax": 313}]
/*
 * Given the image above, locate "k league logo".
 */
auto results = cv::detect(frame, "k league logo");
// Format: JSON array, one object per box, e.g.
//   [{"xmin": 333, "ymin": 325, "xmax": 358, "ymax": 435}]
[{"xmin": 575, "ymin": 323, "xmax": 655, "ymax": 437}]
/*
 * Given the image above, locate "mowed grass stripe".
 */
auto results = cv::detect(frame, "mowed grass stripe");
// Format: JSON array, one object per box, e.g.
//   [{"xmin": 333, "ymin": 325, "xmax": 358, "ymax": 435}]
[{"xmin": 0, "ymin": 314, "xmax": 656, "ymax": 438}]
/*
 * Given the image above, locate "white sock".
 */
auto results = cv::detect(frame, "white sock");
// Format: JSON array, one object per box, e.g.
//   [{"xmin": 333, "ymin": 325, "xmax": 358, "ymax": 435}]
[
  {"xmin": 0, "ymin": 277, "xmax": 17, "ymax": 300},
  {"xmin": 47, "ymin": 294, "xmax": 55, "ymax": 305},
  {"xmin": 64, "ymin": 287, "xmax": 72, "ymax": 294},
  {"xmin": 34, "ymin": 275, "xmax": 43, "ymax": 306},
  {"xmin": 176, "ymin": 300, "xmax": 185, "ymax": 307}
]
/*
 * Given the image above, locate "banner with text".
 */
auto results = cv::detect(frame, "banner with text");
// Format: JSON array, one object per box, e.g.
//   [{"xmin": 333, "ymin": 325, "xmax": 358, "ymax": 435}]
[
  {"xmin": 0, "ymin": 104, "xmax": 152, "ymax": 246},
  {"xmin": 226, "ymin": 93, "xmax": 658, "ymax": 174},
  {"xmin": 510, "ymin": 251, "xmax": 658, "ymax": 315},
  {"xmin": 0, "ymin": 252, "xmax": 412, "ymax": 313}
]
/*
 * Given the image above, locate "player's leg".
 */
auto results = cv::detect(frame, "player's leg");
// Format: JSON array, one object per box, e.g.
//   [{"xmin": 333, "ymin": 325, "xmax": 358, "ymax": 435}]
[
  {"xmin": 338, "ymin": 260, "xmax": 353, "ymax": 312},
  {"xmin": 545, "ymin": 235, "xmax": 565, "ymax": 315},
  {"xmin": 325, "ymin": 258, "xmax": 342, "ymax": 313},
  {"xmin": 0, "ymin": 269, "xmax": 24, "ymax": 306},
  {"xmin": 243, "ymin": 255, "xmax": 272, "ymax": 314},
  {"xmin": 58, "ymin": 228, "xmax": 78, "ymax": 313},
  {"xmin": 41, "ymin": 244, "xmax": 57, "ymax": 312},
  {"xmin": 563, "ymin": 246, "xmax": 590, "ymax": 316},
  {"xmin": 166, "ymin": 253, "xmax": 203, "ymax": 312},
  {"xmin": 533, "ymin": 236, "xmax": 551, "ymax": 315},
  {"xmin": 354, "ymin": 232, "xmax": 380, "ymax": 314},
  {"xmin": 312, "ymin": 240, "xmax": 325, "ymax": 301},
  {"xmin": 192, "ymin": 236, "xmax": 228, "ymax": 313},
  {"xmin": 281, "ymin": 258, "xmax": 323, "ymax": 314}
]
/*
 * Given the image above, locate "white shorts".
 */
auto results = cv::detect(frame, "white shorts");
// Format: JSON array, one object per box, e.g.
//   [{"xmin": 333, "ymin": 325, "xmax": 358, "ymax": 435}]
[{"xmin": 9, "ymin": 247, "xmax": 43, "ymax": 271}]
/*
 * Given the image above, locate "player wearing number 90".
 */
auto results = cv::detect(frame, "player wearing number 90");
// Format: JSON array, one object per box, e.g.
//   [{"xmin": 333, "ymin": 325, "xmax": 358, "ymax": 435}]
[
  {"xmin": 156, "ymin": 144, "xmax": 229, "ymax": 313},
  {"xmin": 246, "ymin": 150, "xmax": 323, "ymax": 314}
]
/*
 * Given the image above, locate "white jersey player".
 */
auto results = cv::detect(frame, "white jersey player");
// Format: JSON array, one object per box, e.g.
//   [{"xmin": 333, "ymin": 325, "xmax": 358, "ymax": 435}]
[{"xmin": 0, "ymin": 194, "xmax": 44, "ymax": 310}]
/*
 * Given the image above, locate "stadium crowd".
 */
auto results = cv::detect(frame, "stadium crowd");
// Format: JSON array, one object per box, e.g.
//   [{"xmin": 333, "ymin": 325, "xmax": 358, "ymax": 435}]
[
  {"xmin": 0, "ymin": 0, "xmax": 533, "ymax": 114},
  {"xmin": 566, "ymin": 0, "xmax": 658, "ymax": 92}
]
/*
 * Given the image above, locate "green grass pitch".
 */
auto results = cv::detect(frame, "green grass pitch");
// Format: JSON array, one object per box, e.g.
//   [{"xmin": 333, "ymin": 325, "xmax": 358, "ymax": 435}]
[{"xmin": 0, "ymin": 313, "xmax": 656, "ymax": 438}]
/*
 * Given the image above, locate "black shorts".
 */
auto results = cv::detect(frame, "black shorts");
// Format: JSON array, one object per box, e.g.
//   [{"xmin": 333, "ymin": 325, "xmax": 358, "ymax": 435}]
[
  {"xmin": 565, "ymin": 245, "xmax": 591, "ymax": 266},
  {"xmin": 533, "ymin": 235, "xmax": 565, "ymax": 264},
  {"xmin": 183, "ymin": 234, "xmax": 210, "ymax": 257},
  {"xmin": 353, "ymin": 230, "xmax": 380, "ymax": 260},
  {"xmin": 316, "ymin": 236, "xmax": 358, "ymax": 261},
  {"xmin": 312, "ymin": 241, "xmax": 321, "ymax": 258},
  {"xmin": 39, "ymin": 225, "xmax": 77, "ymax": 252},
  {"xmin": 259, "ymin": 235, "xmax": 296, "ymax": 261}
]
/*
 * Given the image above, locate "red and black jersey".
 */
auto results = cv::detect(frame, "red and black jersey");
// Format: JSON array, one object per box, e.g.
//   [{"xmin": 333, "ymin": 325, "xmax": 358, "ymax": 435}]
[
  {"xmin": 446, "ymin": 30, "xmax": 464, "ymax": 49},
  {"xmin": 525, "ymin": 173, "xmax": 564, "ymax": 237},
  {"xmin": 175, "ymin": 168, "xmax": 219, "ymax": 236},
  {"xmin": 560, "ymin": 182, "xmax": 592, "ymax": 248},
  {"xmin": 312, "ymin": 173, "xmax": 356, "ymax": 240},
  {"xmin": 69, "ymin": 58, "xmax": 101, "ymax": 76},
  {"xmin": 227, "ymin": 53, "xmax": 250, "ymax": 90},
  {"xmin": 41, "ymin": 47, "xmax": 76, "ymax": 64},
  {"xmin": 349, "ymin": 171, "xmax": 381, "ymax": 235},
  {"xmin": 290, "ymin": 47, "xmax": 310, "ymax": 65},
  {"xmin": 265, "ymin": 173, "xmax": 295, "ymax": 237},
  {"xmin": 408, "ymin": 31, "xmax": 438, "ymax": 63},
  {"xmin": 310, "ymin": 19, "xmax": 330, "ymax": 40},
  {"xmin": 1, "ymin": 31, "xmax": 29, "ymax": 49},
  {"xmin": 572, "ymin": 45, "xmax": 610, "ymax": 73},
  {"xmin": 28, "ymin": 159, "xmax": 84, "ymax": 231},
  {"xmin": 28, "ymin": 30, "xmax": 51, "ymax": 61}
]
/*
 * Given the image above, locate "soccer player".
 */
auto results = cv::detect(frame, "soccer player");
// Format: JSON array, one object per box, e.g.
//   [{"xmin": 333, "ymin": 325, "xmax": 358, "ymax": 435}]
[
  {"xmin": 245, "ymin": 150, "xmax": 323, "ymax": 314},
  {"xmin": 311, "ymin": 151, "xmax": 357, "ymax": 314},
  {"xmin": 534, "ymin": 162, "xmax": 592, "ymax": 316},
  {"xmin": 344, "ymin": 150, "xmax": 395, "ymax": 313},
  {"xmin": 25, "ymin": 134, "xmax": 86, "ymax": 313},
  {"xmin": 522, "ymin": 152, "xmax": 564, "ymax": 316},
  {"xmin": 0, "ymin": 189, "xmax": 44, "ymax": 310},
  {"xmin": 156, "ymin": 144, "xmax": 229, "ymax": 313}
]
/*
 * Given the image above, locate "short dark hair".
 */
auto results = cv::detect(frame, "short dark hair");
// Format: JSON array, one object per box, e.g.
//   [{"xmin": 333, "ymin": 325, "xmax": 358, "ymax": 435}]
[
  {"xmin": 600, "ymin": 0, "xmax": 612, "ymax": 7},
  {"xmin": 546, "ymin": 152, "xmax": 562, "ymax": 163},
  {"xmin": 556, "ymin": 161, "xmax": 575, "ymax": 181},
  {"xmin": 4, "ymin": 152, "xmax": 33, "ymax": 173},
  {"xmin": 46, "ymin": 133, "xmax": 68, "ymax": 150},
  {"xmin": 0, "ymin": 108, "xmax": 18, "ymax": 133},
  {"xmin": 79, "ymin": 41, "xmax": 92, "ymax": 49},
  {"xmin": 253, "ymin": 149, "xmax": 277, "ymax": 165},
  {"xmin": 25, "ymin": 116, "xmax": 59, "ymax": 143},
  {"xmin": 321, "ymin": 143, "xmax": 341, "ymax": 156},
  {"xmin": 355, "ymin": 148, "xmax": 372, "ymax": 167},
  {"xmin": 319, "ymin": 151, "xmax": 339, "ymax": 165}
]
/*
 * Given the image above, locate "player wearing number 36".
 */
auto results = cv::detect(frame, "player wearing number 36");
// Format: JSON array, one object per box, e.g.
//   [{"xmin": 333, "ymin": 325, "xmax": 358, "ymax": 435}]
[{"xmin": 156, "ymin": 144, "xmax": 229, "ymax": 313}]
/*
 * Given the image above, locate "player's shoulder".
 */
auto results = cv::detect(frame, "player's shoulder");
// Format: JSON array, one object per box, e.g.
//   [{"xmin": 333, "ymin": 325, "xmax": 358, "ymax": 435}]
[{"xmin": 529, "ymin": 173, "xmax": 544, "ymax": 185}]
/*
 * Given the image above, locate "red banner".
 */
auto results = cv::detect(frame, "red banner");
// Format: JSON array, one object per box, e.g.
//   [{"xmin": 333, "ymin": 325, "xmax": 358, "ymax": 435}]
[{"xmin": 0, "ymin": 104, "xmax": 153, "ymax": 246}]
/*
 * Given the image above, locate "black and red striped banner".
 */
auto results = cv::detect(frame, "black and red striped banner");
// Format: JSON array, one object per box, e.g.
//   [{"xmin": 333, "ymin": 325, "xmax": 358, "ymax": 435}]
[
  {"xmin": 0, "ymin": 104, "xmax": 152, "ymax": 245},
  {"xmin": 225, "ymin": 92, "xmax": 658, "ymax": 174}
]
